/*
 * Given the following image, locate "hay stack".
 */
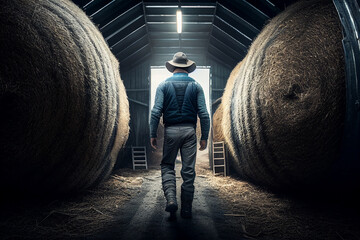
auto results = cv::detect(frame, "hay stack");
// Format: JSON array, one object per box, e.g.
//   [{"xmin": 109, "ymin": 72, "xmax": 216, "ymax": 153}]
[
  {"xmin": 0, "ymin": 0, "xmax": 129, "ymax": 197},
  {"xmin": 222, "ymin": 0, "xmax": 345, "ymax": 189}
]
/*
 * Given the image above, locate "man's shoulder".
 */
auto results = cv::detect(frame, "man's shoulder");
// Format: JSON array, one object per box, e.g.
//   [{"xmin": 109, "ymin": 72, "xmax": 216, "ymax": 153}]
[
  {"xmin": 157, "ymin": 80, "xmax": 167, "ymax": 89},
  {"xmin": 191, "ymin": 81, "xmax": 202, "ymax": 91}
]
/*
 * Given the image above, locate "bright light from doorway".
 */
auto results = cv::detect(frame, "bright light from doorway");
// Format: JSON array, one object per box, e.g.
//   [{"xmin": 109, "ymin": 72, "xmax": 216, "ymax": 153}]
[{"xmin": 176, "ymin": 9, "xmax": 182, "ymax": 33}]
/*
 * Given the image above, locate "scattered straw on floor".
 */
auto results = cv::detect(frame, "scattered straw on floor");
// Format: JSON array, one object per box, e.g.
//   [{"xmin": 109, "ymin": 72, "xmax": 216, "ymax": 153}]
[
  {"xmin": 196, "ymin": 162, "xmax": 360, "ymax": 240},
  {"xmin": 0, "ymin": 168, "xmax": 157, "ymax": 239},
  {"xmin": 1, "ymin": 161, "xmax": 359, "ymax": 240}
]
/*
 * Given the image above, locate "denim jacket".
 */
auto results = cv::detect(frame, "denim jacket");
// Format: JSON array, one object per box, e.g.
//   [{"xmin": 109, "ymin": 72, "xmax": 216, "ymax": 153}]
[{"xmin": 150, "ymin": 72, "xmax": 210, "ymax": 140}]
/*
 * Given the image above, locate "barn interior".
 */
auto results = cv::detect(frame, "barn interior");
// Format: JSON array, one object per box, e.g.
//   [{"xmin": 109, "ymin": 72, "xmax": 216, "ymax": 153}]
[
  {"xmin": 0, "ymin": 0, "xmax": 360, "ymax": 239},
  {"xmin": 73, "ymin": 0, "xmax": 298, "ymax": 161}
]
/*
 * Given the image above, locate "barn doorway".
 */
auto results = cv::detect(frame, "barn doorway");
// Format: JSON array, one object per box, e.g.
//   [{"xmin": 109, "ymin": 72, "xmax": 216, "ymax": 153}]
[{"xmin": 149, "ymin": 66, "xmax": 212, "ymax": 166}]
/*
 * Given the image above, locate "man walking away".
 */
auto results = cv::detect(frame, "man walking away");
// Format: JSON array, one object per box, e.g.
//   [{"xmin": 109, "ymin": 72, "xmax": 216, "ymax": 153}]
[{"xmin": 149, "ymin": 52, "xmax": 210, "ymax": 219}]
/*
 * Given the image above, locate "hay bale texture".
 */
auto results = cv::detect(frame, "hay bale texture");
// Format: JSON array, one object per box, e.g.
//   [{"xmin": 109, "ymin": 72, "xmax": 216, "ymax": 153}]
[
  {"xmin": 0, "ymin": 0, "xmax": 129, "ymax": 197},
  {"xmin": 212, "ymin": 60, "xmax": 244, "ymax": 173},
  {"xmin": 213, "ymin": 60, "xmax": 245, "ymax": 143},
  {"xmin": 221, "ymin": 0, "xmax": 345, "ymax": 190}
]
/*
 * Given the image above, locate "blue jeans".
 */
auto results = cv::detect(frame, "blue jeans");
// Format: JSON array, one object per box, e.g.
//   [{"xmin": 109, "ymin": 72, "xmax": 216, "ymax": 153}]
[{"xmin": 161, "ymin": 123, "xmax": 197, "ymax": 198}]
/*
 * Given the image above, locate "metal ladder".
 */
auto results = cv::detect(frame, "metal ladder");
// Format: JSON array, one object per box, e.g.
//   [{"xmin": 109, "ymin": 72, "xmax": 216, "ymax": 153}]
[
  {"xmin": 212, "ymin": 141, "xmax": 226, "ymax": 176},
  {"xmin": 131, "ymin": 146, "xmax": 148, "ymax": 170}
]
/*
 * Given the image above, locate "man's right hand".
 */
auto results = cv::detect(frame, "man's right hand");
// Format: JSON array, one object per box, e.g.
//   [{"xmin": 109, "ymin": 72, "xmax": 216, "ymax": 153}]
[
  {"xmin": 150, "ymin": 138, "xmax": 157, "ymax": 150},
  {"xmin": 199, "ymin": 140, "xmax": 207, "ymax": 151}
]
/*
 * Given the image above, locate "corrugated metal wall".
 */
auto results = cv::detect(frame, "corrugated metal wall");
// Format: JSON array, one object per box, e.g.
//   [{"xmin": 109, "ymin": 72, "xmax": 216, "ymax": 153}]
[
  {"xmin": 117, "ymin": 56, "xmax": 236, "ymax": 167},
  {"xmin": 207, "ymin": 57, "xmax": 234, "ymax": 103},
  {"xmin": 117, "ymin": 60, "xmax": 151, "ymax": 168}
]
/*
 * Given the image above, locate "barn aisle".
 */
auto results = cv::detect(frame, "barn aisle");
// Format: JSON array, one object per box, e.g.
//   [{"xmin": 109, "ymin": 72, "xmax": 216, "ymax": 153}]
[{"xmin": 94, "ymin": 152, "xmax": 240, "ymax": 240}]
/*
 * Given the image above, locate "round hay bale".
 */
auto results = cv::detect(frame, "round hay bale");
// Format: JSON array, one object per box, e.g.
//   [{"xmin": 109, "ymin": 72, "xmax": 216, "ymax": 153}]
[
  {"xmin": 0, "ymin": 0, "xmax": 129, "ymax": 197},
  {"xmin": 221, "ymin": 59, "xmax": 245, "ymax": 148},
  {"xmin": 222, "ymin": 0, "xmax": 345, "ymax": 190}
]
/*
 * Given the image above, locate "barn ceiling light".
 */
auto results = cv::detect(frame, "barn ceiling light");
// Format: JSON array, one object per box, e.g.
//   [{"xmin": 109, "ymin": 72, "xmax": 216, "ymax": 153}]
[{"xmin": 176, "ymin": 8, "xmax": 182, "ymax": 33}]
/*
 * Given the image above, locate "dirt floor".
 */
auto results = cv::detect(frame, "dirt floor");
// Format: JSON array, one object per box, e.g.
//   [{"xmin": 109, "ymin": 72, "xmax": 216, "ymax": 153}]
[{"xmin": 0, "ymin": 149, "xmax": 360, "ymax": 239}]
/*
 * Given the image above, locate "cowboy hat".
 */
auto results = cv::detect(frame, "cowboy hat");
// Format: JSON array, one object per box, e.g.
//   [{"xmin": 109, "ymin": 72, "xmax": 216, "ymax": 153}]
[{"xmin": 166, "ymin": 52, "xmax": 196, "ymax": 73}]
